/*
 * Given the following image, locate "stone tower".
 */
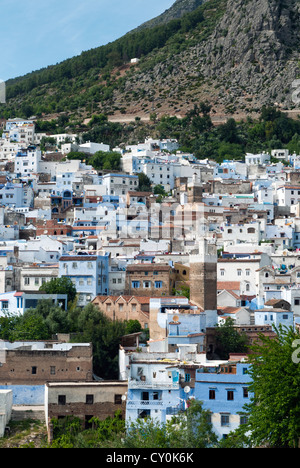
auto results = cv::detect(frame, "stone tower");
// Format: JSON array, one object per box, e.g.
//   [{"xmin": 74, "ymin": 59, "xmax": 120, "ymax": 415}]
[{"xmin": 189, "ymin": 237, "xmax": 217, "ymax": 327}]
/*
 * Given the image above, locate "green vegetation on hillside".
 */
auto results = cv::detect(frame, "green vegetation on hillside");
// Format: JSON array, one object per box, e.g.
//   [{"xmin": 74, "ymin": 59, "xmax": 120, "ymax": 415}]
[{"xmin": 0, "ymin": 0, "xmax": 227, "ymax": 120}]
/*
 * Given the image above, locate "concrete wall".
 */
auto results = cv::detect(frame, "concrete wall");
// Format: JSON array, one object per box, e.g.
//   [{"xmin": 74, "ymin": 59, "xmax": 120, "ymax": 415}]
[
  {"xmin": 0, "ymin": 390, "xmax": 13, "ymax": 437},
  {"xmin": 0, "ymin": 385, "xmax": 44, "ymax": 405}
]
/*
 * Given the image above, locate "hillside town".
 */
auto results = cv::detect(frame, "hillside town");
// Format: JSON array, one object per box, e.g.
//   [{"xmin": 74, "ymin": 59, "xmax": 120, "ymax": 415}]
[{"xmin": 0, "ymin": 116, "xmax": 300, "ymax": 444}]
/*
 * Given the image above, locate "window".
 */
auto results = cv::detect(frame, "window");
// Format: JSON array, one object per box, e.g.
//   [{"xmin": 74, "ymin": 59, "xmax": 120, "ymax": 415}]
[
  {"xmin": 50, "ymin": 366, "xmax": 56, "ymax": 375},
  {"xmin": 143, "ymin": 281, "xmax": 151, "ymax": 288},
  {"xmin": 31, "ymin": 366, "xmax": 37, "ymax": 375},
  {"xmin": 221, "ymin": 415, "xmax": 230, "ymax": 426},
  {"xmin": 185, "ymin": 373, "xmax": 191, "ymax": 382},
  {"xmin": 132, "ymin": 281, "xmax": 140, "ymax": 289},
  {"xmin": 114, "ymin": 395, "xmax": 122, "ymax": 405},
  {"xmin": 240, "ymin": 415, "xmax": 248, "ymax": 425},
  {"xmin": 283, "ymin": 314, "xmax": 288, "ymax": 320},
  {"xmin": 209, "ymin": 389, "xmax": 216, "ymax": 400},
  {"xmin": 58, "ymin": 395, "xmax": 66, "ymax": 405},
  {"xmin": 86, "ymin": 395, "xmax": 94, "ymax": 405},
  {"xmin": 227, "ymin": 390, "xmax": 234, "ymax": 401},
  {"xmin": 220, "ymin": 269, "xmax": 225, "ymax": 276},
  {"xmin": 72, "ymin": 262, "xmax": 78, "ymax": 269},
  {"xmin": 155, "ymin": 281, "xmax": 162, "ymax": 289},
  {"xmin": 237, "ymin": 269, "xmax": 242, "ymax": 276},
  {"xmin": 243, "ymin": 387, "xmax": 249, "ymax": 398},
  {"xmin": 24, "ymin": 277, "xmax": 30, "ymax": 285},
  {"xmin": 246, "ymin": 269, "xmax": 250, "ymax": 276}
]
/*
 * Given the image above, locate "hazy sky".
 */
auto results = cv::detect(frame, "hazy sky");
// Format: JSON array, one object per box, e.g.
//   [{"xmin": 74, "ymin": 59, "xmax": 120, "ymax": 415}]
[{"xmin": 0, "ymin": 0, "xmax": 174, "ymax": 81}]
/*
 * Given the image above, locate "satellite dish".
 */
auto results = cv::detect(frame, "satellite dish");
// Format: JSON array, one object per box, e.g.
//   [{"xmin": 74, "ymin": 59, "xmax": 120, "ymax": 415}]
[
  {"xmin": 173, "ymin": 315, "xmax": 179, "ymax": 323},
  {"xmin": 121, "ymin": 395, "xmax": 127, "ymax": 401},
  {"xmin": 184, "ymin": 386, "xmax": 191, "ymax": 394}
]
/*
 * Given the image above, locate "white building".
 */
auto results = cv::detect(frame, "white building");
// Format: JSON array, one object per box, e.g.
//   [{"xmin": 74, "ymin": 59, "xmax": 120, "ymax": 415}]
[
  {"xmin": 14, "ymin": 146, "xmax": 42, "ymax": 176},
  {"xmin": 102, "ymin": 174, "xmax": 139, "ymax": 197},
  {"xmin": 218, "ymin": 256, "xmax": 271, "ymax": 297},
  {"xmin": 221, "ymin": 222, "xmax": 261, "ymax": 245},
  {"xmin": 245, "ymin": 152, "xmax": 270, "ymax": 165},
  {"xmin": 276, "ymin": 185, "xmax": 300, "ymax": 207}
]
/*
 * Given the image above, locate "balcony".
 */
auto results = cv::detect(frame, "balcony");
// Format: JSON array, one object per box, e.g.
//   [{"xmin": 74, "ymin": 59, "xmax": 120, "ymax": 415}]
[
  {"xmin": 127, "ymin": 400, "xmax": 165, "ymax": 409},
  {"xmin": 128, "ymin": 379, "xmax": 179, "ymax": 390}
]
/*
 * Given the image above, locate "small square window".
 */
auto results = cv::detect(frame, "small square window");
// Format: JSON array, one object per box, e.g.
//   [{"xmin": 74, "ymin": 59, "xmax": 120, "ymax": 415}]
[
  {"xmin": 86, "ymin": 394, "xmax": 94, "ymax": 405},
  {"xmin": 58, "ymin": 395, "xmax": 66, "ymax": 405}
]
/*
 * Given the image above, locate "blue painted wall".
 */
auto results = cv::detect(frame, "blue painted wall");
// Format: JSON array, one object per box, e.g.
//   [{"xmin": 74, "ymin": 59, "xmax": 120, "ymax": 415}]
[{"xmin": 0, "ymin": 385, "xmax": 44, "ymax": 405}]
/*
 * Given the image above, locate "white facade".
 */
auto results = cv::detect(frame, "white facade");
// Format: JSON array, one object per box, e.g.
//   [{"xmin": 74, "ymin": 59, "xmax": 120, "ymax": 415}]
[
  {"xmin": 0, "ymin": 390, "xmax": 13, "ymax": 438},
  {"xmin": 218, "ymin": 259, "xmax": 262, "ymax": 296},
  {"xmin": 78, "ymin": 141, "xmax": 110, "ymax": 154},
  {"xmin": 221, "ymin": 222, "xmax": 261, "ymax": 245},
  {"xmin": 276, "ymin": 186, "xmax": 300, "ymax": 207},
  {"xmin": 102, "ymin": 174, "xmax": 139, "ymax": 197},
  {"xmin": 245, "ymin": 152, "xmax": 270, "ymax": 165},
  {"xmin": 14, "ymin": 147, "xmax": 42, "ymax": 176}
]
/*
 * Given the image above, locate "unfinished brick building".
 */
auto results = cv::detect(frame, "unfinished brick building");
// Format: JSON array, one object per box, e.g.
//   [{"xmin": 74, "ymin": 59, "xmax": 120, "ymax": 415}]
[
  {"xmin": 45, "ymin": 381, "xmax": 128, "ymax": 442},
  {"xmin": 125, "ymin": 264, "xmax": 176, "ymax": 297},
  {"xmin": 92, "ymin": 295, "xmax": 150, "ymax": 329},
  {"xmin": 0, "ymin": 341, "xmax": 94, "ymax": 385}
]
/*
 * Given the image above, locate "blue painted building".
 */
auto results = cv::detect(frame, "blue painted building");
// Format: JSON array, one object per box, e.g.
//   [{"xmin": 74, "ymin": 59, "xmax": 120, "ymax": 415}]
[
  {"xmin": 194, "ymin": 360, "xmax": 252, "ymax": 440},
  {"xmin": 59, "ymin": 252, "xmax": 110, "ymax": 306},
  {"xmin": 254, "ymin": 308, "xmax": 294, "ymax": 329},
  {"xmin": 126, "ymin": 359, "xmax": 182, "ymax": 424}
]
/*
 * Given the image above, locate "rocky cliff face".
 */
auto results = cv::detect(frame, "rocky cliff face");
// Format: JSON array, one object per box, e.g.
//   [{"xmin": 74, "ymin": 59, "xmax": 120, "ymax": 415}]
[
  {"xmin": 134, "ymin": 0, "xmax": 209, "ymax": 30},
  {"xmin": 113, "ymin": 0, "xmax": 300, "ymax": 119}
]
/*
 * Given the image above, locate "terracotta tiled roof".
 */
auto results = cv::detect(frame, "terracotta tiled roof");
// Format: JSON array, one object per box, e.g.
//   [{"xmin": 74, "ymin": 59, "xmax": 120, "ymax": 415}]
[{"xmin": 217, "ymin": 281, "xmax": 240, "ymax": 291}]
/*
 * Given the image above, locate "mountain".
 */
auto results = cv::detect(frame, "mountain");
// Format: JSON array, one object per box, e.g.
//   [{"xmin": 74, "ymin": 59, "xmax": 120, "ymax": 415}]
[
  {"xmin": 133, "ymin": 0, "xmax": 209, "ymax": 30},
  {"xmin": 1, "ymin": 0, "xmax": 300, "ymax": 123}
]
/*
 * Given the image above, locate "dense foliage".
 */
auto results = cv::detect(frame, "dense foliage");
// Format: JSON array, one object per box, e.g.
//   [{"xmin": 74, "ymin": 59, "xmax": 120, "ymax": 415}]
[
  {"xmin": 220, "ymin": 325, "xmax": 300, "ymax": 448},
  {"xmin": 48, "ymin": 399, "xmax": 218, "ymax": 448},
  {"xmin": 214, "ymin": 317, "xmax": 249, "ymax": 359}
]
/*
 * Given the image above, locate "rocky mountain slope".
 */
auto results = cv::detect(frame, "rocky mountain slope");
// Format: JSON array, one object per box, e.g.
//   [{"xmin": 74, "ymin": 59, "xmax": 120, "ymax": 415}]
[
  {"xmin": 2, "ymin": 0, "xmax": 300, "ymax": 122},
  {"xmin": 112, "ymin": 0, "xmax": 300, "ymax": 121},
  {"xmin": 133, "ymin": 0, "xmax": 209, "ymax": 30}
]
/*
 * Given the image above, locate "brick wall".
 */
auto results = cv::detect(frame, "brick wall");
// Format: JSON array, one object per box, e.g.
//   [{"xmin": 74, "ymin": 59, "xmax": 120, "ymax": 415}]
[{"xmin": 0, "ymin": 345, "xmax": 93, "ymax": 385}]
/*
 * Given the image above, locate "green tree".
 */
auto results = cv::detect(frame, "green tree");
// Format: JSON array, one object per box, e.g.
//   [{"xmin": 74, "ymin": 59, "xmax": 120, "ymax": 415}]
[
  {"xmin": 125, "ymin": 319, "xmax": 142, "ymax": 335},
  {"xmin": 242, "ymin": 325, "xmax": 300, "ymax": 448},
  {"xmin": 40, "ymin": 277, "xmax": 77, "ymax": 304},
  {"xmin": 74, "ymin": 304, "xmax": 126, "ymax": 379},
  {"xmin": 214, "ymin": 318, "xmax": 249, "ymax": 359},
  {"xmin": 0, "ymin": 314, "xmax": 19, "ymax": 340},
  {"xmin": 124, "ymin": 399, "xmax": 218, "ymax": 448},
  {"xmin": 90, "ymin": 151, "xmax": 121, "ymax": 171},
  {"xmin": 10, "ymin": 309, "xmax": 50, "ymax": 341},
  {"xmin": 137, "ymin": 172, "xmax": 152, "ymax": 192}
]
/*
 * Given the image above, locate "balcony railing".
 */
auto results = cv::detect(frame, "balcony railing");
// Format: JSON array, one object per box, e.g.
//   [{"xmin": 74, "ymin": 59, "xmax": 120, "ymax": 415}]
[
  {"xmin": 128, "ymin": 379, "xmax": 179, "ymax": 390},
  {"xmin": 127, "ymin": 400, "xmax": 164, "ymax": 409}
]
